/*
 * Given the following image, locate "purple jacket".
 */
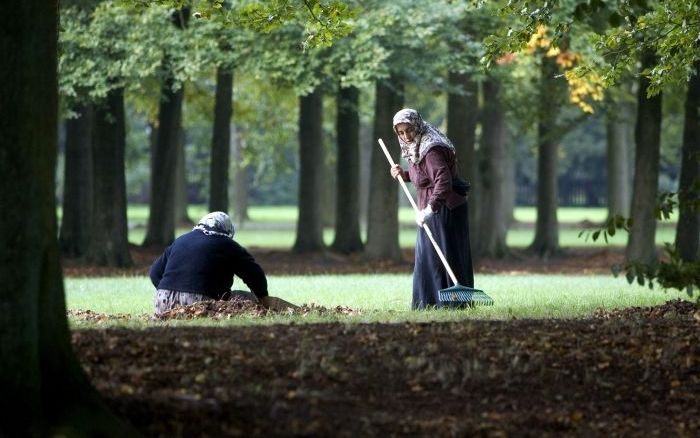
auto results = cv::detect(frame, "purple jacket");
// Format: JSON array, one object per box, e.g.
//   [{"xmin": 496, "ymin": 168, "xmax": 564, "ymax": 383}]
[{"xmin": 397, "ymin": 146, "xmax": 467, "ymax": 211}]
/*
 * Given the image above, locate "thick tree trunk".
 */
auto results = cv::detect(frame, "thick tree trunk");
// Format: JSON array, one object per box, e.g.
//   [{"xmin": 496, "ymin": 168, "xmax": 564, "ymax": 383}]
[
  {"xmin": 144, "ymin": 8, "xmax": 189, "ymax": 246},
  {"xmin": 231, "ymin": 124, "xmax": 250, "ymax": 224},
  {"xmin": 209, "ymin": 67, "xmax": 233, "ymax": 213},
  {"xmin": 174, "ymin": 127, "xmax": 190, "ymax": 225},
  {"xmin": 322, "ymin": 154, "xmax": 336, "ymax": 228},
  {"xmin": 86, "ymin": 88, "xmax": 133, "ymax": 267},
  {"xmin": 606, "ymin": 94, "xmax": 632, "ymax": 218},
  {"xmin": 447, "ymin": 71, "xmax": 480, "ymax": 255},
  {"xmin": 331, "ymin": 85, "xmax": 364, "ymax": 253},
  {"xmin": 365, "ymin": 79, "xmax": 404, "ymax": 260},
  {"xmin": 293, "ymin": 89, "xmax": 325, "ymax": 252},
  {"xmin": 675, "ymin": 61, "xmax": 700, "ymax": 262},
  {"xmin": 530, "ymin": 55, "xmax": 563, "ymax": 257},
  {"xmin": 0, "ymin": 2, "xmax": 128, "ymax": 434},
  {"xmin": 503, "ymin": 144, "xmax": 517, "ymax": 228},
  {"xmin": 358, "ymin": 119, "xmax": 372, "ymax": 227},
  {"xmin": 143, "ymin": 76, "xmax": 184, "ymax": 246},
  {"xmin": 478, "ymin": 77, "xmax": 509, "ymax": 257},
  {"xmin": 59, "ymin": 104, "xmax": 94, "ymax": 258},
  {"xmin": 626, "ymin": 51, "xmax": 662, "ymax": 265}
]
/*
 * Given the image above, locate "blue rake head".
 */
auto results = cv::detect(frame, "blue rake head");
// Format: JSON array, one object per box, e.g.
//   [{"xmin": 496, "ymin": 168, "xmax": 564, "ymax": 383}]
[{"xmin": 438, "ymin": 285, "xmax": 494, "ymax": 308}]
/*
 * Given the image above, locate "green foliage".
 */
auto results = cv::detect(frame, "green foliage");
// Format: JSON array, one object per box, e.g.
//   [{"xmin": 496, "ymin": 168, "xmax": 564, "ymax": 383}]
[
  {"xmin": 580, "ymin": 189, "xmax": 700, "ymax": 296},
  {"xmin": 483, "ymin": 0, "xmax": 700, "ymax": 96},
  {"xmin": 59, "ymin": 2, "xmax": 213, "ymax": 108},
  {"xmin": 618, "ymin": 245, "xmax": 700, "ymax": 297}
]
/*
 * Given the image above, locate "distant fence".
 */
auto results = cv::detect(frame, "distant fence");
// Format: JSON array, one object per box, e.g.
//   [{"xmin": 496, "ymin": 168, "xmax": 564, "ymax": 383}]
[{"xmin": 516, "ymin": 178, "xmax": 607, "ymax": 207}]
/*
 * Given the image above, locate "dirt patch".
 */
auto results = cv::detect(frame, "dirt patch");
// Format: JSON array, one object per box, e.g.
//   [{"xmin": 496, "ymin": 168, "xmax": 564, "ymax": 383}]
[{"xmin": 72, "ymin": 300, "xmax": 700, "ymax": 436}]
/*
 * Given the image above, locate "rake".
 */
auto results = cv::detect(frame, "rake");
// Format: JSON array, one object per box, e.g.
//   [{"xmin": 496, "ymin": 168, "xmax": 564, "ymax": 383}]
[{"xmin": 378, "ymin": 138, "xmax": 494, "ymax": 308}]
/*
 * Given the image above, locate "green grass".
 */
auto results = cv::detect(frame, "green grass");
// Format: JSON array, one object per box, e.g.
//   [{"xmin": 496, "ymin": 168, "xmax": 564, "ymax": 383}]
[
  {"xmin": 122, "ymin": 204, "xmax": 678, "ymax": 249},
  {"xmin": 65, "ymin": 274, "xmax": 690, "ymax": 327}
]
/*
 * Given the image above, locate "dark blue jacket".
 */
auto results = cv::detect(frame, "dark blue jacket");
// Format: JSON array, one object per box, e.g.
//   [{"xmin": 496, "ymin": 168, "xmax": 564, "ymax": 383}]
[{"xmin": 149, "ymin": 230, "xmax": 268, "ymax": 299}]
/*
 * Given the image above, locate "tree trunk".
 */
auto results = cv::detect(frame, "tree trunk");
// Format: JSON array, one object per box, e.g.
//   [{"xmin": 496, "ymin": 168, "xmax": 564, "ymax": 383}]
[
  {"xmin": 626, "ymin": 51, "xmax": 662, "ymax": 265},
  {"xmin": 605, "ymin": 93, "xmax": 632, "ymax": 218},
  {"xmin": 530, "ymin": 55, "xmax": 563, "ymax": 257},
  {"xmin": 478, "ymin": 76, "xmax": 509, "ymax": 257},
  {"xmin": 674, "ymin": 60, "xmax": 700, "ymax": 262},
  {"xmin": 86, "ymin": 88, "xmax": 133, "ymax": 267},
  {"xmin": 503, "ymin": 143, "xmax": 517, "ymax": 228},
  {"xmin": 365, "ymin": 79, "xmax": 404, "ymax": 260},
  {"xmin": 231, "ymin": 124, "xmax": 250, "ymax": 224},
  {"xmin": 174, "ymin": 127, "xmax": 190, "ymax": 226},
  {"xmin": 209, "ymin": 66, "xmax": 233, "ymax": 213},
  {"xmin": 447, "ymin": 71, "xmax": 480, "ymax": 255},
  {"xmin": 143, "ymin": 8, "xmax": 189, "ymax": 246},
  {"xmin": 143, "ymin": 76, "xmax": 184, "ymax": 246},
  {"xmin": 331, "ymin": 84, "xmax": 364, "ymax": 253},
  {"xmin": 0, "ymin": 2, "xmax": 129, "ymax": 434},
  {"xmin": 59, "ymin": 104, "xmax": 94, "ymax": 258},
  {"xmin": 293, "ymin": 89, "xmax": 325, "ymax": 252}
]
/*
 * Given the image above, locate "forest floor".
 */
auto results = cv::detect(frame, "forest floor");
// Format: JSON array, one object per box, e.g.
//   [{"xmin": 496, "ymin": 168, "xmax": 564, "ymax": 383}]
[
  {"xmin": 67, "ymin": 246, "xmax": 700, "ymax": 436},
  {"xmin": 63, "ymin": 244, "xmax": 629, "ymax": 278}
]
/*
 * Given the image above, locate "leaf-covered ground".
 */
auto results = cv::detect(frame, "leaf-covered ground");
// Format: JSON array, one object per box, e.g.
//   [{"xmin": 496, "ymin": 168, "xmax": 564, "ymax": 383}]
[
  {"xmin": 62, "ymin": 245, "xmax": 629, "ymax": 277},
  {"xmin": 72, "ymin": 299, "xmax": 700, "ymax": 436}
]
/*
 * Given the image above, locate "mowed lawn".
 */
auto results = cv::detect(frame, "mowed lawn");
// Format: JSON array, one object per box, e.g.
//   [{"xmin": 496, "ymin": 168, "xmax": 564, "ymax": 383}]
[
  {"xmin": 60, "ymin": 204, "xmax": 678, "ymax": 249},
  {"xmin": 65, "ymin": 274, "xmax": 690, "ymax": 326},
  {"xmin": 63, "ymin": 205, "xmax": 687, "ymax": 326}
]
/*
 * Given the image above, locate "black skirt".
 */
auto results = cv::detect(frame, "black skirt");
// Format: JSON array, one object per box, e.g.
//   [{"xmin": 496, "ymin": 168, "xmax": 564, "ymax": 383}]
[{"xmin": 412, "ymin": 202, "xmax": 474, "ymax": 309}]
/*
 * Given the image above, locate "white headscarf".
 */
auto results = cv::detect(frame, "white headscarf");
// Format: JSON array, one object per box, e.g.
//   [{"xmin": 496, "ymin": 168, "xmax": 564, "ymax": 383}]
[
  {"xmin": 392, "ymin": 108, "xmax": 455, "ymax": 164},
  {"xmin": 193, "ymin": 211, "xmax": 235, "ymax": 239}
]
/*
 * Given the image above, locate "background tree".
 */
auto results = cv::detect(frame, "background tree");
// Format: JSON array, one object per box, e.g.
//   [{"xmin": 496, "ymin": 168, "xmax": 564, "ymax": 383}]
[
  {"xmin": 483, "ymin": 0, "xmax": 699, "ymax": 289},
  {"xmin": 331, "ymin": 84, "xmax": 364, "ymax": 253},
  {"xmin": 363, "ymin": 0, "xmax": 462, "ymax": 260},
  {"xmin": 444, "ymin": 12, "xmax": 483, "ymax": 258},
  {"xmin": 604, "ymin": 86, "xmax": 634, "ymax": 218},
  {"xmin": 293, "ymin": 88, "xmax": 326, "ymax": 251},
  {"xmin": 209, "ymin": 66, "xmax": 234, "ymax": 213},
  {"xmin": 59, "ymin": 104, "xmax": 94, "ymax": 258},
  {"xmin": 478, "ymin": 74, "xmax": 510, "ymax": 257},
  {"xmin": 674, "ymin": 60, "xmax": 700, "ymax": 262},
  {"xmin": 626, "ymin": 50, "xmax": 663, "ymax": 265},
  {"xmin": 144, "ymin": 7, "xmax": 193, "ymax": 246}
]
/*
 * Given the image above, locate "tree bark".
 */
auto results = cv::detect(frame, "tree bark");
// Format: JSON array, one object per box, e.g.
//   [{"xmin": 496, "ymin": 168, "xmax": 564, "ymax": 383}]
[
  {"xmin": 478, "ymin": 76, "xmax": 509, "ymax": 257},
  {"xmin": 365, "ymin": 79, "xmax": 404, "ymax": 260},
  {"xmin": 626, "ymin": 51, "xmax": 662, "ymax": 265},
  {"xmin": 529, "ymin": 54, "xmax": 563, "ymax": 257},
  {"xmin": 59, "ymin": 104, "xmax": 94, "ymax": 258},
  {"xmin": 674, "ymin": 60, "xmax": 700, "ymax": 262},
  {"xmin": 231, "ymin": 124, "xmax": 250, "ymax": 224},
  {"xmin": 144, "ymin": 8, "xmax": 189, "ymax": 247},
  {"xmin": 209, "ymin": 66, "xmax": 233, "ymax": 213},
  {"xmin": 447, "ymin": 71, "xmax": 480, "ymax": 255},
  {"xmin": 174, "ymin": 127, "xmax": 190, "ymax": 225},
  {"xmin": 503, "ymin": 143, "xmax": 517, "ymax": 228},
  {"xmin": 86, "ymin": 88, "xmax": 133, "ymax": 267},
  {"xmin": 293, "ymin": 89, "xmax": 325, "ymax": 252},
  {"xmin": 331, "ymin": 84, "xmax": 364, "ymax": 253},
  {"xmin": 143, "ymin": 75, "xmax": 184, "ymax": 246},
  {"xmin": 605, "ymin": 93, "xmax": 632, "ymax": 218},
  {"xmin": 0, "ymin": 2, "xmax": 129, "ymax": 434}
]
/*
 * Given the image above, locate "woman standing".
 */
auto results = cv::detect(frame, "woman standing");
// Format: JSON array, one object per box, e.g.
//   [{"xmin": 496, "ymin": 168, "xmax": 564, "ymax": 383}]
[{"xmin": 389, "ymin": 108, "xmax": 474, "ymax": 309}]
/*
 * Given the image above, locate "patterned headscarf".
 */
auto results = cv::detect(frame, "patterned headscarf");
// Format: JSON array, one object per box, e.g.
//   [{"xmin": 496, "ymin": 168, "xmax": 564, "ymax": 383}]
[
  {"xmin": 193, "ymin": 211, "xmax": 235, "ymax": 239},
  {"xmin": 392, "ymin": 108, "xmax": 455, "ymax": 164}
]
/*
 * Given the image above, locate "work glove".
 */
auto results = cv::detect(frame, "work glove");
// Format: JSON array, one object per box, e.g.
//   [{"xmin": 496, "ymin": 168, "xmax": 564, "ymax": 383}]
[{"xmin": 415, "ymin": 205, "xmax": 434, "ymax": 226}]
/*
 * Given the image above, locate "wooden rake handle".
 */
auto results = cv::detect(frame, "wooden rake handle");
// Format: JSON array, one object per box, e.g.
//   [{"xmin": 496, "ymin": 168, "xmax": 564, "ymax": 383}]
[{"xmin": 377, "ymin": 138, "xmax": 459, "ymax": 286}]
